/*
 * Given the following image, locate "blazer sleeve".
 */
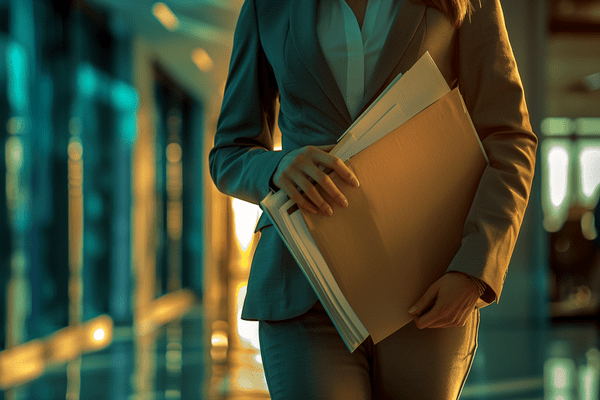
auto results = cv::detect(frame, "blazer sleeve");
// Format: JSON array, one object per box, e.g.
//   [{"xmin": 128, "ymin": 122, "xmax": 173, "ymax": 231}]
[
  {"xmin": 445, "ymin": 0, "xmax": 538, "ymax": 304},
  {"xmin": 209, "ymin": 0, "xmax": 285, "ymax": 205}
]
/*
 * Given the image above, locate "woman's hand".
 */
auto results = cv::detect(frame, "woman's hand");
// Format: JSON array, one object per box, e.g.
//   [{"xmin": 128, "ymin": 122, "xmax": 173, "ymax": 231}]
[
  {"xmin": 408, "ymin": 272, "xmax": 480, "ymax": 329},
  {"xmin": 272, "ymin": 145, "xmax": 360, "ymax": 216}
]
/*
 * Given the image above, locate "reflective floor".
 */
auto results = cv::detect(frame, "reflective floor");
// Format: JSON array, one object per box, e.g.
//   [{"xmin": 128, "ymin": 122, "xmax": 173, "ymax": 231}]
[{"xmin": 1, "ymin": 308, "xmax": 598, "ymax": 400}]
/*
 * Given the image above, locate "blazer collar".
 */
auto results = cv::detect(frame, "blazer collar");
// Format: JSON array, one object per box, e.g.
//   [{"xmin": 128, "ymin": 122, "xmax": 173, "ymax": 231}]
[
  {"xmin": 359, "ymin": 0, "xmax": 426, "ymax": 113},
  {"xmin": 290, "ymin": 0, "xmax": 352, "ymax": 126},
  {"xmin": 290, "ymin": 0, "xmax": 426, "ymax": 126}
]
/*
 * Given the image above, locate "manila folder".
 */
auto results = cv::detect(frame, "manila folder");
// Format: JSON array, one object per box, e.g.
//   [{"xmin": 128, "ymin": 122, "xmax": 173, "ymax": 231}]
[{"xmin": 302, "ymin": 88, "xmax": 488, "ymax": 344}]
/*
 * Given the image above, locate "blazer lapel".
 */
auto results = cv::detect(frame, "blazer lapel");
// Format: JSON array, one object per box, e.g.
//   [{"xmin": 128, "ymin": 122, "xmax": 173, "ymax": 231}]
[
  {"xmin": 358, "ymin": 0, "xmax": 426, "ymax": 113},
  {"xmin": 290, "ymin": 0, "xmax": 353, "ymax": 126}
]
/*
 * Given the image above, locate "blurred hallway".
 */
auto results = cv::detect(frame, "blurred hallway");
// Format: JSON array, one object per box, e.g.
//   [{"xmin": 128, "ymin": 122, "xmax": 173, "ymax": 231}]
[{"xmin": 0, "ymin": 0, "xmax": 600, "ymax": 399}]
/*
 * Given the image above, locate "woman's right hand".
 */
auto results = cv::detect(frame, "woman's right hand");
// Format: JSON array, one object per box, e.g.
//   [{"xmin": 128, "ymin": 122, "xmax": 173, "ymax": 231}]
[{"xmin": 272, "ymin": 145, "xmax": 360, "ymax": 216}]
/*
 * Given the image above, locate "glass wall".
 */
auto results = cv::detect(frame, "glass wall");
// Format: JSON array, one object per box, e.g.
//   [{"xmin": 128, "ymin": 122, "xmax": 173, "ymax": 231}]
[{"xmin": 0, "ymin": 1, "xmax": 206, "ymax": 399}]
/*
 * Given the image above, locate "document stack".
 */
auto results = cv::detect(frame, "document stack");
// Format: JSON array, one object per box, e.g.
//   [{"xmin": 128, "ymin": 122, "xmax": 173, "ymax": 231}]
[{"xmin": 261, "ymin": 53, "xmax": 489, "ymax": 352}]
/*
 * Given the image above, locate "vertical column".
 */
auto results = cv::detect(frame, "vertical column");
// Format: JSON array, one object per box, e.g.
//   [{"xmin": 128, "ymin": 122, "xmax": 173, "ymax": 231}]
[
  {"xmin": 5, "ymin": 0, "xmax": 33, "ymax": 394},
  {"xmin": 110, "ymin": 12, "xmax": 135, "ymax": 327},
  {"xmin": 526, "ymin": 0, "xmax": 551, "ymax": 326},
  {"xmin": 66, "ymin": 7, "xmax": 84, "ymax": 400},
  {"xmin": 166, "ymin": 110, "xmax": 183, "ymax": 293},
  {"xmin": 131, "ymin": 37, "xmax": 158, "ymax": 399},
  {"xmin": 66, "ymin": 121, "xmax": 84, "ymax": 400}
]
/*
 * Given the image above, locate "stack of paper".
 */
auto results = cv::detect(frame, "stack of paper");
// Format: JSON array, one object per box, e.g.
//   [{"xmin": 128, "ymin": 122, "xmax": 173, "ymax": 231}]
[{"xmin": 260, "ymin": 53, "xmax": 488, "ymax": 352}]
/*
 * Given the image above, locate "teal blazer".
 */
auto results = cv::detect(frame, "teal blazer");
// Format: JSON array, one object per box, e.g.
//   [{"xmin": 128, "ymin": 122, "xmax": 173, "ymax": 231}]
[{"xmin": 209, "ymin": 0, "xmax": 538, "ymax": 321}]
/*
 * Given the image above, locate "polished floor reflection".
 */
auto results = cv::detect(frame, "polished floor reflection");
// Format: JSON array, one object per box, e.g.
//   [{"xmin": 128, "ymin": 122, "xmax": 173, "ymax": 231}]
[{"xmin": 1, "ymin": 308, "xmax": 598, "ymax": 400}]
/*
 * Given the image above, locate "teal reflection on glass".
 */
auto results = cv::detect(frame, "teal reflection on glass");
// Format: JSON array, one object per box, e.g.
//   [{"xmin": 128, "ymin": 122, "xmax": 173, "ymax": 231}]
[
  {"xmin": 117, "ymin": 113, "xmax": 138, "ymax": 148},
  {"xmin": 111, "ymin": 81, "xmax": 138, "ymax": 111},
  {"xmin": 6, "ymin": 41, "xmax": 29, "ymax": 113},
  {"xmin": 77, "ymin": 63, "xmax": 98, "ymax": 98}
]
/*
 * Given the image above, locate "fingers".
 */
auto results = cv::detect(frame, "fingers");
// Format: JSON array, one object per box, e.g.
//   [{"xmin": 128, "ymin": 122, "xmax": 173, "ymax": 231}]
[
  {"xmin": 409, "ymin": 274, "xmax": 480, "ymax": 329},
  {"xmin": 313, "ymin": 147, "xmax": 360, "ymax": 190},
  {"xmin": 408, "ymin": 284, "xmax": 438, "ymax": 321},
  {"xmin": 415, "ymin": 304, "xmax": 469, "ymax": 329},
  {"xmin": 279, "ymin": 180, "xmax": 319, "ymax": 215},
  {"xmin": 273, "ymin": 145, "xmax": 359, "ymax": 216}
]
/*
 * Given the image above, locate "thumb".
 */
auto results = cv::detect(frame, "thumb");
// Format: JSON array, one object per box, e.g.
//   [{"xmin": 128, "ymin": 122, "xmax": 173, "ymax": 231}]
[{"xmin": 408, "ymin": 284, "xmax": 439, "ymax": 316}]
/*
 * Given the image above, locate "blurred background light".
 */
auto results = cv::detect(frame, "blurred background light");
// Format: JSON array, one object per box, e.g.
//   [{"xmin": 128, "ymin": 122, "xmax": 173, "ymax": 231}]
[
  {"xmin": 548, "ymin": 145, "xmax": 570, "ymax": 209},
  {"xmin": 235, "ymin": 284, "xmax": 259, "ymax": 351},
  {"xmin": 152, "ymin": 2, "xmax": 179, "ymax": 31},
  {"xmin": 111, "ymin": 80, "xmax": 139, "ymax": 111},
  {"xmin": 191, "ymin": 48, "xmax": 214, "ymax": 73},
  {"xmin": 0, "ymin": 340, "xmax": 45, "ymax": 390},
  {"xmin": 6, "ymin": 41, "xmax": 28, "ymax": 113},
  {"xmin": 544, "ymin": 341, "xmax": 576, "ymax": 400},
  {"xmin": 542, "ymin": 117, "xmax": 573, "ymax": 136},
  {"xmin": 76, "ymin": 63, "xmax": 98, "ymax": 98},
  {"xmin": 68, "ymin": 139, "xmax": 83, "ymax": 162},
  {"xmin": 576, "ymin": 118, "xmax": 600, "ymax": 135},
  {"xmin": 232, "ymin": 198, "xmax": 261, "ymax": 252},
  {"xmin": 581, "ymin": 211, "xmax": 598, "ymax": 241},
  {"xmin": 5, "ymin": 136, "xmax": 23, "ymax": 170},
  {"xmin": 166, "ymin": 142, "xmax": 182, "ymax": 164},
  {"xmin": 579, "ymin": 145, "xmax": 600, "ymax": 201},
  {"xmin": 6, "ymin": 116, "xmax": 27, "ymax": 135}
]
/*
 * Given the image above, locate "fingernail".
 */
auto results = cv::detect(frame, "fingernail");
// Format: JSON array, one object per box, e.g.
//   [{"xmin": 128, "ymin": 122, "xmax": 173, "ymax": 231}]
[
  {"xmin": 340, "ymin": 198, "xmax": 348, "ymax": 208},
  {"xmin": 352, "ymin": 178, "xmax": 360, "ymax": 188},
  {"xmin": 326, "ymin": 206, "xmax": 333, "ymax": 216},
  {"xmin": 408, "ymin": 306, "xmax": 418, "ymax": 314}
]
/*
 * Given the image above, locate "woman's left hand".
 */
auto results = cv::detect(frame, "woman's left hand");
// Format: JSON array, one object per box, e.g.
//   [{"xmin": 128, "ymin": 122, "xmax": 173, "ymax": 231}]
[{"xmin": 408, "ymin": 272, "xmax": 480, "ymax": 329}]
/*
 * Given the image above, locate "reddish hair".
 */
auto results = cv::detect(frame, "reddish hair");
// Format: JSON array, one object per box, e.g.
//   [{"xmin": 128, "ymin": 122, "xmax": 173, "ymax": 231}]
[{"xmin": 415, "ymin": 0, "xmax": 476, "ymax": 27}]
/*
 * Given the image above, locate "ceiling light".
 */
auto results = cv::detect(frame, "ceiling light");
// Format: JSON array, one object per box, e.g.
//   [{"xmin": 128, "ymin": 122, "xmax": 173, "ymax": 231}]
[
  {"xmin": 152, "ymin": 2, "xmax": 179, "ymax": 31},
  {"xmin": 191, "ymin": 48, "xmax": 214, "ymax": 72}
]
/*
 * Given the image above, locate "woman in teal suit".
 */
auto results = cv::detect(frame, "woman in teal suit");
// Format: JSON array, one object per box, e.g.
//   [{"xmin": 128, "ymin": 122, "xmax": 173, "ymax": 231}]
[{"xmin": 209, "ymin": 0, "xmax": 537, "ymax": 398}]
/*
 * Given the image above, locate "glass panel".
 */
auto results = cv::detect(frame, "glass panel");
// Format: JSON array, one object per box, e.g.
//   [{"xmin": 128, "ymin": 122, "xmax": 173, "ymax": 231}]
[
  {"xmin": 541, "ymin": 117, "xmax": 574, "ymax": 137},
  {"xmin": 576, "ymin": 118, "xmax": 600, "ymax": 136}
]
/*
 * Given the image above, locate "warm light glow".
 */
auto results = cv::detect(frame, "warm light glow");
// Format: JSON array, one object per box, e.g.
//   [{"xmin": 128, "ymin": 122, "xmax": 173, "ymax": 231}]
[
  {"xmin": 548, "ymin": 146, "xmax": 570, "ymax": 209},
  {"xmin": 166, "ymin": 142, "xmax": 182, "ymax": 163},
  {"xmin": 152, "ymin": 2, "xmax": 179, "ymax": 31},
  {"xmin": 93, "ymin": 329, "xmax": 105, "ymax": 341},
  {"xmin": 46, "ymin": 327, "xmax": 80, "ymax": 363},
  {"xmin": 191, "ymin": 48, "xmax": 214, "ymax": 72},
  {"xmin": 137, "ymin": 289, "xmax": 196, "ymax": 335},
  {"xmin": 5, "ymin": 136, "xmax": 23, "ymax": 169},
  {"xmin": 580, "ymin": 146, "xmax": 600, "ymax": 200},
  {"xmin": 581, "ymin": 212, "xmax": 598, "ymax": 241},
  {"xmin": 211, "ymin": 331, "xmax": 228, "ymax": 347},
  {"xmin": 0, "ymin": 341, "xmax": 45, "ymax": 389},
  {"xmin": 231, "ymin": 365, "xmax": 269, "ymax": 392},
  {"xmin": 236, "ymin": 284, "xmax": 260, "ymax": 350},
  {"xmin": 6, "ymin": 116, "xmax": 26, "ymax": 135},
  {"xmin": 68, "ymin": 139, "xmax": 83, "ymax": 161},
  {"xmin": 74, "ymin": 315, "xmax": 113, "ymax": 355},
  {"xmin": 232, "ymin": 198, "xmax": 262, "ymax": 252}
]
